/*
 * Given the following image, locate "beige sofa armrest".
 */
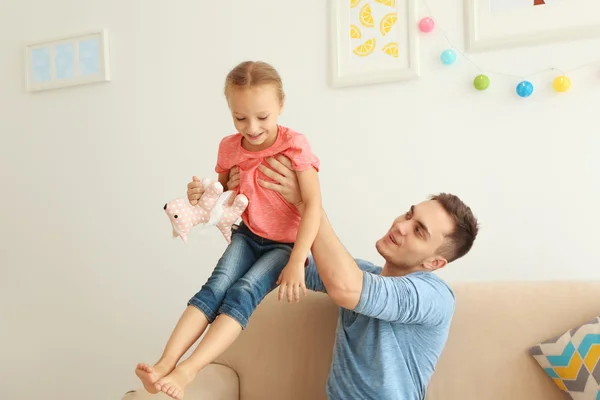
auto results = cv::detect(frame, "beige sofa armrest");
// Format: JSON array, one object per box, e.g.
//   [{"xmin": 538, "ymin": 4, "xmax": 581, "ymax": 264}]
[{"xmin": 122, "ymin": 364, "xmax": 239, "ymax": 400}]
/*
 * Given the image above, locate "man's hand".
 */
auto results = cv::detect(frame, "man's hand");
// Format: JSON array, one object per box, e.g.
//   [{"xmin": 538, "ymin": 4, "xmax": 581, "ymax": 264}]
[
  {"xmin": 259, "ymin": 155, "xmax": 363, "ymax": 309},
  {"xmin": 187, "ymin": 176, "xmax": 204, "ymax": 205},
  {"xmin": 257, "ymin": 155, "xmax": 303, "ymax": 209},
  {"xmin": 277, "ymin": 258, "xmax": 308, "ymax": 303}
]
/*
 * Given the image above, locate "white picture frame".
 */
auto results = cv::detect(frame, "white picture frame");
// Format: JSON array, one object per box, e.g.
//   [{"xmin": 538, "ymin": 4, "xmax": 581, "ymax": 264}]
[
  {"xmin": 465, "ymin": 0, "xmax": 600, "ymax": 52},
  {"xmin": 25, "ymin": 29, "xmax": 110, "ymax": 92},
  {"xmin": 330, "ymin": 0, "xmax": 420, "ymax": 87}
]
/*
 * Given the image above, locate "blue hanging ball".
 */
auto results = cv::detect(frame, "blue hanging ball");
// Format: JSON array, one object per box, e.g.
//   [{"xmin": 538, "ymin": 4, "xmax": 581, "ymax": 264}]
[
  {"xmin": 440, "ymin": 49, "xmax": 457, "ymax": 65},
  {"xmin": 516, "ymin": 80, "xmax": 534, "ymax": 97}
]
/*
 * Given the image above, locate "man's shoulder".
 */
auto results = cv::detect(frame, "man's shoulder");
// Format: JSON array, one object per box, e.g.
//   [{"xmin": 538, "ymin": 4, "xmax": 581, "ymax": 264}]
[
  {"xmin": 405, "ymin": 271, "xmax": 455, "ymax": 302},
  {"xmin": 355, "ymin": 260, "xmax": 453, "ymax": 295},
  {"xmin": 355, "ymin": 259, "xmax": 383, "ymax": 275},
  {"xmin": 357, "ymin": 263, "xmax": 455, "ymax": 322},
  {"xmin": 411, "ymin": 270, "xmax": 453, "ymax": 289},
  {"xmin": 364, "ymin": 265, "xmax": 453, "ymax": 295},
  {"xmin": 408, "ymin": 272, "xmax": 456, "ymax": 323}
]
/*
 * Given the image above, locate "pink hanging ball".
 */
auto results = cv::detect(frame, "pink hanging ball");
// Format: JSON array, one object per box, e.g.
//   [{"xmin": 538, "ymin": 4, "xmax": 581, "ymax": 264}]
[{"xmin": 419, "ymin": 17, "xmax": 435, "ymax": 33}]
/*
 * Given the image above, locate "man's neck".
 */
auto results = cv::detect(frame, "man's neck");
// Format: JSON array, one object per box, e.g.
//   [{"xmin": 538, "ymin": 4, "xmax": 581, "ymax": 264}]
[{"xmin": 381, "ymin": 263, "xmax": 429, "ymax": 277}]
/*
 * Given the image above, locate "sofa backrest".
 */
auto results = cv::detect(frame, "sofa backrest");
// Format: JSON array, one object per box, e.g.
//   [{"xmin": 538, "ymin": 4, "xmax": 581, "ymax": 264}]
[
  {"xmin": 426, "ymin": 281, "xmax": 600, "ymax": 400},
  {"xmin": 215, "ymin": 281, "xmax": 600, "ymax": 400},
  {"xmin": 215, "ymin": 290, "xmax": 337, "ymax": 400}
]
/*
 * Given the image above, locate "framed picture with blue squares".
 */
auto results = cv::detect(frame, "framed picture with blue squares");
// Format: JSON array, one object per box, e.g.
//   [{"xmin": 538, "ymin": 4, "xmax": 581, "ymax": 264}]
[{"xmin": 25, "ymin": 29, "xmax": 110, "ymax": 92}]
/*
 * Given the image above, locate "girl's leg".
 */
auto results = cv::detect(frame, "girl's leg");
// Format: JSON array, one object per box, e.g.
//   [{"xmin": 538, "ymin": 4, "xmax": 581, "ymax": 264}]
[
  {"xmin": 135, "ymin": 230, "xmax": 257, "ymax": 393},
  {"xmin": 154, "ymin": 307, "xmax": 208, "ymax": 368},
  {"xmin": 135, "ymin": 306, "xmax": 209, "ymax": 393},
  {"xmin": 155, "ymin": 244, "xmax": 292, "ymax": 400}
]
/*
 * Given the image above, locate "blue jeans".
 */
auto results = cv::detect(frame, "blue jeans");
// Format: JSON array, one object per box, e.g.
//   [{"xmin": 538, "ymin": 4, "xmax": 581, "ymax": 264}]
[{"xmin": 188, "ymin": 223, "xmax": 293, "ymax": 329}]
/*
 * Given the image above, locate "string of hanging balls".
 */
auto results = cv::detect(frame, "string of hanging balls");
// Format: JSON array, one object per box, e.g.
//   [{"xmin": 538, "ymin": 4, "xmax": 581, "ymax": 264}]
[{"xmin": 418, "ymin": 16, "xmax": 573, "ymax": 97}]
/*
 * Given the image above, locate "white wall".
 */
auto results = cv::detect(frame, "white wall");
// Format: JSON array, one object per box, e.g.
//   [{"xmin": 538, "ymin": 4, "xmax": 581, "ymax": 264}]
[
  {"xmin": 491, "ymin": 0, "xmax": 561, "ymax": 12},
  {"xmin": 1, "ymin": 0, "xmax": 599, "ymax": 398}
]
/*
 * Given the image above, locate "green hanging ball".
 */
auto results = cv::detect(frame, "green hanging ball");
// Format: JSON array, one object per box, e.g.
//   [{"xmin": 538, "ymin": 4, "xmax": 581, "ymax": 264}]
[{"xmin": 473, "ymin": 74, "xmax": 490, "ymax": 91}]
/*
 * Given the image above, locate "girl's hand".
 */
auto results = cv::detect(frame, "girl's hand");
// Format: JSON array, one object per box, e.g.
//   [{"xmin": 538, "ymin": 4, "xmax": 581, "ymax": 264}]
[
  {"xmin": 227, "ymin": 166, "xmax": 240, "ymax": 190},
  {"xmin": 187, "ymin": 176, "xmax": 204, "ymax": 205},
  {"xmin": 277, "ymin": 260, "xmax": 307, "ymax": 303}
]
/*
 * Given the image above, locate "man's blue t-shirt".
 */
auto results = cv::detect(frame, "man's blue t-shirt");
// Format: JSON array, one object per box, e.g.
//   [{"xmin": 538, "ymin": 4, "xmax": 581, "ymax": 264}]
[{"xmin": 305, "ymin": 257, "xmax": 455, "ymax": 400}]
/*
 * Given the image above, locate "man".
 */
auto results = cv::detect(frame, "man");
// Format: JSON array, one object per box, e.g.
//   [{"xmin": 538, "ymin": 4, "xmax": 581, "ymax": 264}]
[
  {"xmin": 259, "ymin": 155, "xmax": 478, "ymax": 400},
  {"xmin": 189, "ymin": 156, "xmax": 479, "ymax": 399}
]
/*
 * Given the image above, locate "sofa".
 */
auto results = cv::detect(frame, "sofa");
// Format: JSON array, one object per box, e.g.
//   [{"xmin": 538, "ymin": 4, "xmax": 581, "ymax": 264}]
[{"xmin": 122, "ymin": 280, "xmax": 600, "ymax": 399}]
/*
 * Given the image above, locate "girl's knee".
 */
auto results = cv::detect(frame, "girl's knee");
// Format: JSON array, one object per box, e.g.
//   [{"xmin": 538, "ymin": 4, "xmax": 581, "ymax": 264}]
[{"xmin": 225, "ymin": 277, "xmax": 270, "ymax": 303}]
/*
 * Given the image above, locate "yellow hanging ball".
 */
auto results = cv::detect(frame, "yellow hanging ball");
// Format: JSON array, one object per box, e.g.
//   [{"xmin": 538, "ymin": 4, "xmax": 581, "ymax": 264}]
[{"xmin": 553, "ymin": 76, "xmax": 571, "ymax": 92}]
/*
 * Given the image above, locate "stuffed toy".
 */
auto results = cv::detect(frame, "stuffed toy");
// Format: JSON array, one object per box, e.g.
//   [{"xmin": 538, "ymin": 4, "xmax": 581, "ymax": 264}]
[{"xmin": 163, "ymin": 178, "xmax": 248, "ymax": 244}]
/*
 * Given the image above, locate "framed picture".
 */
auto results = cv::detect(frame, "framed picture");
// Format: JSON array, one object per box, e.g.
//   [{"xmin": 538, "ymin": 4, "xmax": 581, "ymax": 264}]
[
  {"xmin": 25, "ymin": 29, "xmax": 110, "ymax": 92},
  {"xmin": 330, "ymin": 0, "xmax": 420, "ymax": 87},
  {"xmin": 465, "ymin": 0, "xmax": 600, "ymax": 52}
]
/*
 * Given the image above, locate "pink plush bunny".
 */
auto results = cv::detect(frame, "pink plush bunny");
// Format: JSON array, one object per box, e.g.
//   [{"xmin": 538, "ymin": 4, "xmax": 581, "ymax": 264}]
[{"xmin": 163, "ymin": 178, "xmax": 248, "ymax": 243}]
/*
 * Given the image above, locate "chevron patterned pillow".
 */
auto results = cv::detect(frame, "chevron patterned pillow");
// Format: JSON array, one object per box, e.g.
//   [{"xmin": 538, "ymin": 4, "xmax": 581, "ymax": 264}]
[{"xmin": 529, "ymin": 316, "xmax": 600, "ymax": 399}]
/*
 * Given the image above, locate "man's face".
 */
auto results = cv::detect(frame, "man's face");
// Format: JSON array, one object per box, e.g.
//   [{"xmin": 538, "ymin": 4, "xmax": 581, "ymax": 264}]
[{"xmin": 375, "ymin": 200, "xmax": 455, "ymax": 271}]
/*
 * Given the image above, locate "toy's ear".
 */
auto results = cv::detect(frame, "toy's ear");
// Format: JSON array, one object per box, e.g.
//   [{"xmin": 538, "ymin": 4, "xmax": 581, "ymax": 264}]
[{"xmin": 172, "ymin": 228, "xmax": 178, "ymax": 238}]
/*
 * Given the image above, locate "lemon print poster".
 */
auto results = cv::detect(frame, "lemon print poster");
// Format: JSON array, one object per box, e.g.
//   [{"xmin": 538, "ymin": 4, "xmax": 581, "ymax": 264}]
[
  {"xmin": 331, "ymin": 0, "xmax": 418, "ymax": 86},
  {"xmin": 350, "ymin": 0, "xmax": 400, "ymax": 60}
]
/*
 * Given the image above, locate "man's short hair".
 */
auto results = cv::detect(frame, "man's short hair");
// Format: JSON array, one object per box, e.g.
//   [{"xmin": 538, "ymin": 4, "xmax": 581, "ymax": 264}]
[{"xmin": 430, "ymin": 193, "xmax": 479, "ymax": 263}]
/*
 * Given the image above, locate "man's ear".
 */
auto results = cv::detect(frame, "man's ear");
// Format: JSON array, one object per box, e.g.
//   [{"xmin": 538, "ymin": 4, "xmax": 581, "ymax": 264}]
[{"xmin": 422, "ymin": 257, "xmax": 447, "ymax": 271}]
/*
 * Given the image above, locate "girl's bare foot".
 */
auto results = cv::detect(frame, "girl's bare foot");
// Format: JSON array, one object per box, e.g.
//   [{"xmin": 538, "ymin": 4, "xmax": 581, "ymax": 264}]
[
  {"xmin": 154, "ymin": 364, "xmax": 196, "ymax": 400},
  {"xmin": 135, "ymin": 362, "xmax": 174, "ymax": 394}
]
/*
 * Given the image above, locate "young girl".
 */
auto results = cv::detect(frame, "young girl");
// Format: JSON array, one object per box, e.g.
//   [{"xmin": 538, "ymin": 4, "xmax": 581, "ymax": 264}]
[{"xmin": 135, "ymin": 61, "xmax": 322, "ymax": 399}]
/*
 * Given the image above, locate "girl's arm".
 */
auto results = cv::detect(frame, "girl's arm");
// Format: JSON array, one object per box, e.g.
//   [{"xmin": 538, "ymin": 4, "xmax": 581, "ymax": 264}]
[
  {"xmin": 218, "ymin": 172, "xmax": 229, "ymax": 190},
  {"xmin": 277, "ymin": 167, "xmax": 321, "ymax": 302},
  {"xmin": 290, "ymin": 167, "xmax": 321, "ymax": 264}
]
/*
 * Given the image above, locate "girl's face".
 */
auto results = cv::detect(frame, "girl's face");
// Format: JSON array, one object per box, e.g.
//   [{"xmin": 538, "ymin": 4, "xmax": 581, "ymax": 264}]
[{"xmin": 227, "ymin": 85, "xmax": 283, "ymax": 152}]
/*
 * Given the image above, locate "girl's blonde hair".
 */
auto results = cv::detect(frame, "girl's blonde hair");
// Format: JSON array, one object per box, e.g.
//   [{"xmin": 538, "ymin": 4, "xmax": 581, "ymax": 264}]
[{"xmin": 224, "ymin": 61, "xmax": 285, "ymax": 103}]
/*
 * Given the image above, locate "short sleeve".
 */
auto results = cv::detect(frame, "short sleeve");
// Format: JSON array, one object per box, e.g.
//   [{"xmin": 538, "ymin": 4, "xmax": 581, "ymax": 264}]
[
  {"xmin": 304, "ymin": 256, "xmax": 327, "ymax": 293},
  {"xmin": 354, "ymin": 271, "xmax": 455, "ymax": 326},
  {"xmin": 215, "ymin": 135, "xmax": 238, "ymax": 174},
  {"xmin": 284, "ymin": 133, "xmax": 320, "ymax": 172}
]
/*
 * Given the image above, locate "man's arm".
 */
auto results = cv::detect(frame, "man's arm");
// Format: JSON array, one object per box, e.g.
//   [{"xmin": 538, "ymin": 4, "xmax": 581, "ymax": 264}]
[
  {"xmin": 306, "ymin": 209, "xmax": 454, "ymax": 323},
  {"xmin": 257, "ymin": 156, "xmax": 364, "ymax": 309},
  {"xmin": 306, "ymin": 210, "xmax": 364, "ymax": 309},
  {"xmin": 257, "ymin": 155, "xmax": 455, "ymax": 324},
  {"xmin": 304, "ymin": 259, "xmax": 328, "ymax": 293},
  {"xmin": 354, "ymin": 271, "xmax": 455, "ymax": 325}
]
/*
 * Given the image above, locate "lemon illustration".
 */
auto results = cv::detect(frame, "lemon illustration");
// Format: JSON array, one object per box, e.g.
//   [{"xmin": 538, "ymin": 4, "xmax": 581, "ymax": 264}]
[
  {"xmin": 359, "ymin": 4, "xmax": 374, "ymax": 28},
  {"xmin": 353, "ymin": 38, "xmax": 376, "ymax": 57},
  {"xmin": 382, "ymin": 42, "xmax": 399, "ymax": 58},
  {"xmin": 380, "ymin": 12, "xmax": 397, "ymax": 36},
  {"xmin": 350, "ymin": 24, "xmax": 362, "ymax": 39}
]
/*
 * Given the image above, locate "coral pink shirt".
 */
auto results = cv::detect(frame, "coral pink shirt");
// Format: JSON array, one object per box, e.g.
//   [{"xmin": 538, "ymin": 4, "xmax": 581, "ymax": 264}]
[{"xmin": 215, "ymin": 125, "xmax": 320, "ymax": 243}]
